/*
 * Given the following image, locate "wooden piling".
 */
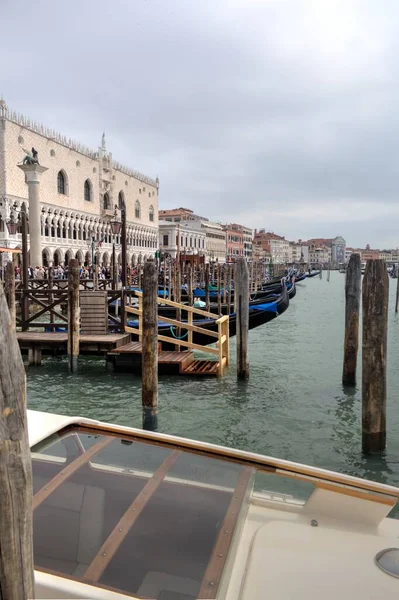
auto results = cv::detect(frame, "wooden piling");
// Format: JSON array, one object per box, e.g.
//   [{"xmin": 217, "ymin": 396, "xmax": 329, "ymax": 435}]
[
  {"xmin": 235, "ymin": 257, "xmax": 250, "ymax": 380},
  {"xmin": 48, "ymin": 266, "xmax": 54, "ymax": 331},
  {"xmin": 0, "ymin": 283, "xmax": 35, "ymax": 600},
  {"xmin": 362, "ymin": 259, "xmax": 389, "ymax": 453},
  {"xmin": 138, "ymin": 255, "xmax": 142, "ymax": 290},
  {"xmin": 205, "ymin": 264, "xmax": 210, "ymax": 311},
  {"xmin": 67, "ymin": 259, "xmax": 80, "ymax": 373},
  {"xmin": 21, "ymin": 205, "xmax": 29, "ymax": 330},
  {"xmin": 142, "ymin": 259, "xmax": 158, "ymax": 431},
  {"xmin": 227, "ymin": 264, "xmax": 232, "ymax": 315},
  {"xmin": 112, "ymin": 245, "xmax": 117, "ymax": 291},
  {"xmin": 395, "ymin": 274, "xmax": 399, "ymax": 313},
  {"xmin": 222, "ymin": 265, "xmax": 227, "ymax": 304},
  {"xmin": 342, "ymin": 253, "xmax": 361, "ymax": 386},
  {"xmin": 187, "ymin": 263, "xmax": 193, "ymax": 306},
  {"xmin": 5, "ymin": 261, "xmax": 16, "ymax": 328},
  {"xmin": 217, "ymin": 264, "xmax": 222, "ymax": 315}
]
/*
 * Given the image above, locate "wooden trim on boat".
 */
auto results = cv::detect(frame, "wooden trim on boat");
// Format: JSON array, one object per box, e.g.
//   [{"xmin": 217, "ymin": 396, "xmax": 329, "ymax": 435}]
[
  {"xmin": 314, "ymin": 480, "xmax": 397, "ymax": 506},
  {"xmin": 73, "ymin": 422, "xmax": 399, "ymax": 499},
  {"xmin": 32, "ymin": 437, "xmax": 113, "ymax": 510},
  {"xmin": 35, "ymin": 567, "xmax": 141, "ymax": 599},
  {"xmin": 84, "ymin": 450, "xmax": 181, "ymax": 583},
  {"xmin": 198, "ymin": 467, "xmax": 254, "ymax": 599}
]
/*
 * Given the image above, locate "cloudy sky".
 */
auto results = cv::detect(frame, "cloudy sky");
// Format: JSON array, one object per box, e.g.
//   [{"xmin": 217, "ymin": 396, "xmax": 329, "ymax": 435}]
[{"xmin": 1, "ymin": 0, "xmax": 399, "ymax": 248}]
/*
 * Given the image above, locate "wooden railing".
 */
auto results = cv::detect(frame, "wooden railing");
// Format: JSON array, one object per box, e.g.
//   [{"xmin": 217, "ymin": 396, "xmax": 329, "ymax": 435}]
[
  {"xmin": 124, "ymin": 291, "xmax": 229, "ymax": 377},
  {"xmin": 15, "ymin": 289, "xmax": 68, "ymax": 331}
]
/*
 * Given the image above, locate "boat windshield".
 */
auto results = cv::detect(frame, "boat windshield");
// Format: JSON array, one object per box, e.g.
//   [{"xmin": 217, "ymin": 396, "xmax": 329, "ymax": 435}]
[{"xmin": 31, "ymin": 425, "xmax": 255, "ymax": 599}]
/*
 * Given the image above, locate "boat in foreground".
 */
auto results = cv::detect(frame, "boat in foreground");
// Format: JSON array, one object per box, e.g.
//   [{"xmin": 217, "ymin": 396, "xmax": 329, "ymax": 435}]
[{"xmin": 30, "ymin": 410, "xmax": 399, "ymax": 599}]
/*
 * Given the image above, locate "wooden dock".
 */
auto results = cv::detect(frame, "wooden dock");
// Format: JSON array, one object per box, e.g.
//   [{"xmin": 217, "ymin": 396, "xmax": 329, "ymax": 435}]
[
  {"xmin": 107, "ymin": 341, "xmax": 219, "ymax": 376},
  {"xmin": 17, "ymin": 332, "xmax": 130, "ymax": 356}
]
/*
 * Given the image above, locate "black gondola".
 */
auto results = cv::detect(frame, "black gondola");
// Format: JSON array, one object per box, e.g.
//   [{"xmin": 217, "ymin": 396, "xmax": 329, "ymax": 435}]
[
  {"xmin": 127, "ymin": 285, "xmax": 289, "ymax": 349},
  {"xmin": 306, "ymin": 270, "xmax": 321, "ymax": 278}
]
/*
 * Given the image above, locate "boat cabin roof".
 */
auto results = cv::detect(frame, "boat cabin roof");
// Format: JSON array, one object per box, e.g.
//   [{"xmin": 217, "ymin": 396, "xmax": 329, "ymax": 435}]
[{"xmin": 28, "ymin": 411, "xmax": 399, "ymax": 600}]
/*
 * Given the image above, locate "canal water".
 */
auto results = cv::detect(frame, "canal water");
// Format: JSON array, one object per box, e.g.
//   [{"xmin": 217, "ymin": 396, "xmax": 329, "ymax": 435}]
[{"xmin": 26, "ymin": 271, "xmax": 399, "ymax": 494}]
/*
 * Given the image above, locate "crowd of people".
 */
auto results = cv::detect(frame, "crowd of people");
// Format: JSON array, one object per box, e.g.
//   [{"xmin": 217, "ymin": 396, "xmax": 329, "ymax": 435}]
[{"xmin": 6, "ymin": 263, "xmax": 127, "ymax": 281}]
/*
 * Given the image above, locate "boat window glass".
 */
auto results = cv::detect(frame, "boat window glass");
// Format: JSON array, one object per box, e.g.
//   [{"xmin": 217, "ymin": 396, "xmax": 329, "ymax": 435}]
[
  {"xmin": 254, "ymin": 471, "xmax": 315, "ymax": 505},
  {"xmin": 31, "ymin": 426, "xmax": 254, "ymax": 599}
]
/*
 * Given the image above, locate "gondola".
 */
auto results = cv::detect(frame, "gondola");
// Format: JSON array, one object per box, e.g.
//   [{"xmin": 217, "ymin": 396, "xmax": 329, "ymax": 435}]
[
  {"xmin": 127, "ymin": 285, "xmax": 289, "ymax": 349},
  {"xmin": 306, "ymin": 270, "xmax": 321, "ymax": 278},
  {"xmin": 154, "ymin": 280, "xmax": 296, "ymax": 320}
]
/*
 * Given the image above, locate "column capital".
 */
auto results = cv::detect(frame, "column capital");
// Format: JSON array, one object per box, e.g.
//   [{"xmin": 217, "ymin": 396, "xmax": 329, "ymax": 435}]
[{"xmin": 18, "ymin": 163, "xmax": 48, "ymax": 184}]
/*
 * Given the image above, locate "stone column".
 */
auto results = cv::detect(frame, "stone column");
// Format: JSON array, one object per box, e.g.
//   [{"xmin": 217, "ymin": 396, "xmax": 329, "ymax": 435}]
[{"xmin": 17, "ymin": 164, "xmax": 48, "ymax": 267}]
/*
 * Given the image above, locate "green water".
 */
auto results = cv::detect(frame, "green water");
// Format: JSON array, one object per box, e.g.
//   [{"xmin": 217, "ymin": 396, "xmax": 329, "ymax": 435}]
[{"xmin": 26, "ymin": 271, "xmax": 399, "ymax": 490}]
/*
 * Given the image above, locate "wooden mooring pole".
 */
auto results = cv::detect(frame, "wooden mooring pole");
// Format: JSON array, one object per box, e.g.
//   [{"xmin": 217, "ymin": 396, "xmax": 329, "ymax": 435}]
[
  {"xmin": 395, "ymin": 273, "xmax": 399, "ymax": 313},
  {"xmin": 142, "ymin": 259, "xmax": 158, "ymax": 431},
  {"xmin": 342, "ymin": 253, "xmax": 361, "ymax": 386},
  {"xmin": 5, "ymin": 261, "xmax": 16, "ymax": 329},
  {"xmin": 362, "ymin": 259, "xmax": 389, "ymax": 453},
  {"xmin": 235, "ymin": 257, "xmax": 249, "ymax": 380},
  {"xmin": 68, "ymin": 259, "xmax": 80, "ymax": 373},
  {"xmin": 0, "ymin": 284, "xmax": 35, "ymax": 600}
]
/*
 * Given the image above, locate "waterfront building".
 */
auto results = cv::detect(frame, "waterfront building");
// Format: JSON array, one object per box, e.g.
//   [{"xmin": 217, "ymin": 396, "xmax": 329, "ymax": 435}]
[
  {"xmin": 288, "ymin": 241, "xmax": 302, "ymax": 263},
  {"xmin": 331, "ymin": 236, "xmax": 346, "ymax": 264},
  {"xmin": 380, "ymin": 250, "xmax": 393, "ymax": 262},
  {"xmin": 361, "ymin": 246, "xmax": 382, "ymax": 261},
  {"xmin": 301, "ymin": 236, "xmax": 346, "ymax": 267},
  {"xmin": 224, "ymin": 224, "xmax": 243, "ymax": 261},
  {"xmin": 0, "ymin": 100, "xmax": 159, "ymax": 267},
  {"xmin": 223, "ymin": 223, "xmax": 253, "ymax": 262},
  {"xmin": 159, "ymin": 207, "xmax": 226, "ymax": 263},
  {"xmin": 308, "ymin": 243, "xmax": 332, "ymax": 265},
  {"xmin": 159, "ymin": 219, "xmax": 206, "ymax": 263},
  {"xmin": 253, "ymin": 230, "xmax": 290, "ymax": 264}
]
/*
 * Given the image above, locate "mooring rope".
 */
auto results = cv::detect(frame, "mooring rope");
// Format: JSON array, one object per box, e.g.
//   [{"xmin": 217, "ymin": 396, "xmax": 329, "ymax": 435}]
[{"xmin": 169, "ymin": 326, "xmax": 189, "ymax": 340}]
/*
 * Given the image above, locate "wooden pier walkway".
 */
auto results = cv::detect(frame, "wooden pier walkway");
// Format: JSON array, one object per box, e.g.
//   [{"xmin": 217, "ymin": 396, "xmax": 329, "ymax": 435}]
[
  {"xmin": 107, "ymin": 341, "xmax": 219, "ymax": 376},
  {"xmin": 17, "ymin": 332, "xmax": 130, "ymax": 361}
]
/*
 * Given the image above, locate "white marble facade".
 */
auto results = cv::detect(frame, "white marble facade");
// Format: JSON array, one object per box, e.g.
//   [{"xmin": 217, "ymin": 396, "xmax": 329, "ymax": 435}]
[{"xmin": 0, "ymin": 99, "xmax": 158, "ymax": 266}]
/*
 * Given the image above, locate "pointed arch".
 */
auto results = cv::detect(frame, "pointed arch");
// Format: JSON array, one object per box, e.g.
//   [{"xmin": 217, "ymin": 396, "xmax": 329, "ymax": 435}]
[
  {"xmin": 57, "ymin": 170, "xmax": 68, "ymax": 195},
  {"xmin": 53, "ymin": 248, "xmax": 63, "ymax": 266},
  {"xmin": 135, "ymin": 200, "xmax": 141, "ymax": 219},
  {"xmin": 149, "ymin": 204, "xmax": 154, "ymax": 222},
  {"xmin": 42, "ymin": 247, "xmax": 51, "ymax": 268},
  {"xmin": 65, "ymin": 249, "xmax": 74, "ymax": 266},
  {"xmin": 103, "ymin": 192, "xmax": 110, "ymax": 210},
  {"xmin": 118, "ymin": 190, "xmax": 126, "ymax": 210},
  {"xmin": 84, "ymin": 179, "xmax": 92, "ymax": 202}
]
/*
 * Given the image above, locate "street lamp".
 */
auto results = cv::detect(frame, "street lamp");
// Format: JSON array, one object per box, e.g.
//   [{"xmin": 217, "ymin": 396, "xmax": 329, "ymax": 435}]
[
  {"xmin": 6, "ymin": 214, "xmax": 19, "ymax": 235},
  {"xmin": 109, "ymin": 205, "xmax": 121, "ymax": 290}
]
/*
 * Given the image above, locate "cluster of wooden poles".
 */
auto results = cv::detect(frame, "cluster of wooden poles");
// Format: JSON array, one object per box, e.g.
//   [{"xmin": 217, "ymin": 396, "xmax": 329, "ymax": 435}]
[
  {"xmin": 342, "ymin": 254, "xmax": 389, "ymax": 454},
  {"xmin": 142, "ymin": 258, "xmax": 251, "ymax": 429}
]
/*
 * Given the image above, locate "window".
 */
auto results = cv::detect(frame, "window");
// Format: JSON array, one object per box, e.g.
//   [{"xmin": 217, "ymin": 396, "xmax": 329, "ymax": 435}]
[
  {"xmin": 84, "ymin": 180, "xmax": 92, "ymax": 202},
  {"xmin": 118, "ymin": 191, "xmax": 125, "ymax": 210},
  {"xmin": 163, "ymin": 234, "xmax": 169, "ymax": 246},
  {"xmin": 149, "ymin": 205, "xmax": 154, "ymax": 222},
  {"xmin": 57, "ymin": 171, "xmax": 66, "ymax": 195},
  {"xmin": 103, "ymin": 193, "xmax": 110, "ymax": 210},
  {"xmin": 135, "ymin": 200, "xmax": 141, "ymax": 219}
]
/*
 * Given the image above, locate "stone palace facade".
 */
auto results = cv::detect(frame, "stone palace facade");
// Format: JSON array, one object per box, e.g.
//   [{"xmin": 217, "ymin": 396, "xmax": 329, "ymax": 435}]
[{"xmin": 0, "ymin": 99, "xmax": 159, "ymax": 267}]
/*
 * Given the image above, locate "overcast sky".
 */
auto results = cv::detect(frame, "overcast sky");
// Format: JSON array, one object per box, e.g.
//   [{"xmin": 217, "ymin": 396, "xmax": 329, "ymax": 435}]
[{"xmin": 1, "ymin": 0, "xmax": 399, "ymax": 248}]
